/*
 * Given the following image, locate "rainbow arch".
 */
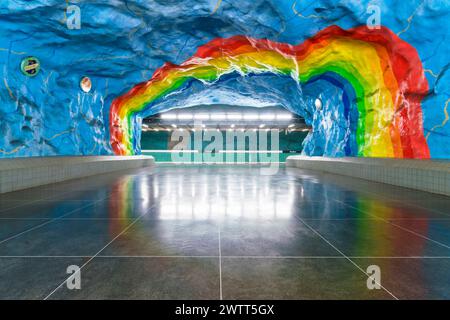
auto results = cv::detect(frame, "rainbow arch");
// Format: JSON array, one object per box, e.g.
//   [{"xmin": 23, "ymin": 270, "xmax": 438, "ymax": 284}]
[{"xmin": 110, "ymin": 25, "xmax": 430, "ymax": 158}]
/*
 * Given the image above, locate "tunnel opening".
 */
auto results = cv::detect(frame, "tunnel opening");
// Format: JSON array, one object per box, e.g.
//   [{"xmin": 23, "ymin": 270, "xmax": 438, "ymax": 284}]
[
  {"xmin": 116, "ymin": 69, "xmax": 360, "ymax": 159},
  {"xmin": 140, "ymin": 104, "xmax": 311, "ymax": 163}
]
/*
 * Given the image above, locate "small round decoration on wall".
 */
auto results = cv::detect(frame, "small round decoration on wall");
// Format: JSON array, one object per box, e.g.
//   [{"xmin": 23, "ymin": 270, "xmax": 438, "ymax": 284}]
[
  {"xmin": 314, "ymin": 98, "xmax": 322, "ymax": 110},
  {"xmin": 20, "ymin": 57, "xmax": 40, "ymax": 77},
  {"xmin": 80, "ymin": 76, "xmax": 92, "ymax": 93}
]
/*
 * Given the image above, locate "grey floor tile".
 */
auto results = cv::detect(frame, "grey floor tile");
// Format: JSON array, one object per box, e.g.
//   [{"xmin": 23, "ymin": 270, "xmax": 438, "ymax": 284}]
[
  {"xmin": 50, "ymin": 257, "xmax": 220, "ymax": 299},
  {"xmin": 351, "ymin": 258, "xmax": 450, "ymax": 299},
  {"xmin": 293, "ymin": 200, "xmax": 375, "ymax": 220},
  {"xmin": 0, "ymin": 220, "xmax": 134, "ymax": 256},
  {"xmin": 221, "ymin": 257, "xmax": 394, "ymax": 299},
  {"xmin": 304, "ymin": 219, "xmax": 450, "ymax": 257},
  {"xmin": 220, "ymin": 220, "xmax": 337, "ymax": 257},
  {"xmin": 63, "ymin": 199, "xmax": 151, "ymax": 220},
  {"xmin": 0, "ymin": 257, "xmax": 86, "ymax": 299},
  {"xmin": 0, "ymin": 219, "xmax": 52, "ymax": 243},
  {"xmin": 0, "ymin": 200, "xmax": 95, "ymax": 219},
  {"xmin": 100, "ymin": 220, "xmax": 220, "ymax": 257}
]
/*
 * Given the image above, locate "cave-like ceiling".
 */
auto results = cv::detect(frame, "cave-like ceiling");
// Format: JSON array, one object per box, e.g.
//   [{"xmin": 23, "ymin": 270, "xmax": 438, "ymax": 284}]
[{"xmin": 0, "ymin": 1, "xmax": 448, "ymax": 158}]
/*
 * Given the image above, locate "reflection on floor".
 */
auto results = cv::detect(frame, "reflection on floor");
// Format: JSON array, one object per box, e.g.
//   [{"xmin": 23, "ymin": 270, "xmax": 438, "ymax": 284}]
[{"xmin": 0, "ymin": 164, "xmax": 449, "ymax": 300}]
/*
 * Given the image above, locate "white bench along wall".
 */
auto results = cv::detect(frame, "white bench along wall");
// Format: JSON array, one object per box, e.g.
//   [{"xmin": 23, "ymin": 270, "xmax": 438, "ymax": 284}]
[
  {"xmin": 286, "ymin": 156, "xmax": 450, "ymax": 196},
  {"xmin": 0, "ymin": 156, "xmax": 155, "ymax": 194}
]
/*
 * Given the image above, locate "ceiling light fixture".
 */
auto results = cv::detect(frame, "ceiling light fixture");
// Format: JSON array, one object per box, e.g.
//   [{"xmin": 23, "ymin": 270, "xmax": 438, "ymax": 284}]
[
  {"xmin": 227, "ymin": 113, "xmax": 242, "ymax": 120},
  {"xmin": 276, "ymin": 113, "xmax": 293, "ymax": 120},
  {"xmin": 194, "ymin": 114, "xmax": 209, "ymax": 120},
  {"xmin": 161, "ymin": 113, "xmax": 177, "ymax": 120},
  {"xmin": 210, "ymin": 114, "xmax": 227, "ymax": 120},
  {"xmin": 243, "ymin": 114, "xmax": 259, "ymax": 120},
  {"xmin": 260, "ymin": 114, "xmax": 275, "ymax": 120},
  {"xmin": 177, "ymin": 114, "xmax": 193, "ymax": 120}
]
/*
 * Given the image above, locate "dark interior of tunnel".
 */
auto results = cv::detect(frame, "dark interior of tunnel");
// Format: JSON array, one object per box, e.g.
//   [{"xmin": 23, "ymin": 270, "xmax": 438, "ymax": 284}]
[{"xmin": 140, "ymin": 105, "xmax": 310, "ymax": 162}]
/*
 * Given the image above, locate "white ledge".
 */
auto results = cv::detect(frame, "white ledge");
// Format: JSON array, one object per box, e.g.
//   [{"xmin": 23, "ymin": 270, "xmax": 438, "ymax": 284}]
[
  {"xmin": 286, "ymin": 156, "xmax": 450, "ymax": 196},
  {"xmin": 0, "ymin": 156, "xmax": 155, "ymax": 193}
]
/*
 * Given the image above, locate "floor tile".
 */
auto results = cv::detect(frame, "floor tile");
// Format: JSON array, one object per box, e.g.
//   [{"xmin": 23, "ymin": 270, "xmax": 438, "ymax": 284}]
[
  {"xmin": 304, "ymin": 219, "xmax": 450, "ymax": 257},
  {"xmin": 50, "ymin": 257, "xmax": 220, "ymax": 299},
  {"xmin": 384, "ymin": 219, "xmax": 450, "ymax": 248},
  {"xmin": 0, "ymin": 219, "xmax": 51, "ymax": 243},
  {"xmin": 100, "ymin": 220, "xmax": 219, "ymax": 256},
  {"xmin": 293, "ymin": 200, "xmax": 374, "ymax": 220},
  {"xmin": 63, "ymin": 199, "xmax": 151, "ymax": 220},
  {"xmin": 351, "ymin": 258, "xmax": 450, "ymax": 299},
  {"xmin": 0, "ymin": 220, "xmax": 134, "ymax": 256},
  {"xmin": 0, "ymin": 257, "xmax": 86, "ymax": 299},
  {"xmin": 221, "ymin": 257, "xmax": 394, "ymax": 299},
  {"xmin": 0, "ymin": 200, "xmax": 95, "ymax": 219},
  {"xmin": 220, "ymin": 220, "xmax": 337, "ymax": 257},
  {"xmin": 341, "ymin": 199, "xmax": 450, "ymax": 220}
]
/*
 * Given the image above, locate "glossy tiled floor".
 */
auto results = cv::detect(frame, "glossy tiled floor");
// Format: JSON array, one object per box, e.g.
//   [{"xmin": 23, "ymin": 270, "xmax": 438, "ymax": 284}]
[{"xmin": 0, "ymin": 164, "xmax": 449, "ymax": 300}]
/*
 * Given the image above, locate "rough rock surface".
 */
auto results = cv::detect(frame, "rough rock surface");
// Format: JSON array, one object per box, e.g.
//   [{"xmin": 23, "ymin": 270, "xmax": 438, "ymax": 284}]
[{"xmin": 0, "ymin": 0, "xmax": 448, "ymax": 158}]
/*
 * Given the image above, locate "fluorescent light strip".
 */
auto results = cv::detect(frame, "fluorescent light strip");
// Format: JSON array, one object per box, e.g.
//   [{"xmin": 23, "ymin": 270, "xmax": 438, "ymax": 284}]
[
  {"xmin": 177, "ymin": 114, "xmax": 193, "ymax": 120},
  {"xmin": 194, "ymin": 114, "xmax": 209, "ymax": 120},
  {"xmin": 160, "ymin": 113, "xmax": 177, "ymax": 120},
  {"xmin": 276, "ymin": 113, "xmax": 293, "ymax": 120},
  {"xmin": 219, "ymin": 150, "xmax": 282, "ymax": 154},
  {"xmin": 142, "ymin": 150, "xmax": 199, "ymax": 153},
  {"xmin": 159, "ymin": 162, "xmax": 283, "ymax": 164},
  {"xmin": 242, "ymin": 114, "xmax": 259, "ymax": 120},
  {"xmin": 227, "ymin": 113, "xmax": 242, "ymax": 120},
  {"xmin": 210, "ymin": 114, "xmax": 227, "ymax": 120},
  {"xmin": 260, "ymin": 114, "xmax": 275, "ymax": 120},
  {"xmin": 159, "ymin": 112, "xmax": 294, "ymax": 122}
]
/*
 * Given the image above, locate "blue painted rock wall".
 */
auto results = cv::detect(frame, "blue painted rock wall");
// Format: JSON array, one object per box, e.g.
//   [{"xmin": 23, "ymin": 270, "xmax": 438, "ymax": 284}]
[{"xmin": 0, "ymin": 0, "xmax": 449, "ymax": 158}]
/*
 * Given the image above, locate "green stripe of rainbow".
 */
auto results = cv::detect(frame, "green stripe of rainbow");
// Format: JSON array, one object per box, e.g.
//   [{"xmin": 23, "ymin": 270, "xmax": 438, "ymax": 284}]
[{"xmin": 110, "ymin": 25, "xmax": 430, "ymax": 158}]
